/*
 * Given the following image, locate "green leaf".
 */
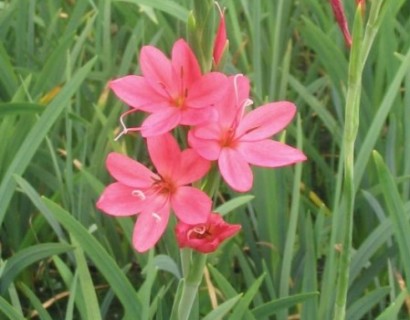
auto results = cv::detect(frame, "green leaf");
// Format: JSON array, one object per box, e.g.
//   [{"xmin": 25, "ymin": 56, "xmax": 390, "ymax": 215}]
[
  {"xmin": 346, "ymin": 287, "xmax": 390, "ymax": 320},
  {"xmin": 138, "ymin": 250, "xmax": 157, "ymax": 320},
  {"xmin": 0, "ymin": 102, "xmax": 43, "ymax": 116},
  {"xmin": 0, "ymin": 243, "xmax": 74, "ymax": 294},
  {"xmin": 228, "ymin": 273, "xmax": 265, "ymax": 320},
  {"xmin": 64, "ymin": 272, "xmax": 79, "ymax": 320},
  {"xmin": 0, "ymin": 41, "xmax": 18, "ymax": 99},
  {"xmin": 215, "ymin": 195, "xmax": 255, "ymax": 216},
  {"xmin": 113, "ymin": 0, "xmax": 188, "ymax": 22},
  {"xmin": 17, "ymin": 282, "xmax": 53, "ymax": 320},
  {"xmin": 288, "ymin": 74, "xmax": 341, "ymax": 143},
  {"xmin": 375, "ymin": 289, "xmax": 407, "ymax": 320},
  {"xmin": 16, "ymin": 174, "xmax": 142, "ymax": 318},
  {"xmin": 300, "ymin": 17, "xmax": 348, "ymax": 89},
  {"xmin": 373, "ymin": 150, "xmax": 410, "ymax": 285},
  {"xmin": 154, "ymin": 254, "xmax": 181, "ymax": 279},
  {"xmin": 207, "ymin": 264, "xmax": 238, "ymax": 299},
  {"xmin": 202, "ymin": 294, "xmax": 242, "ymax": 320},
  {"xmin": 355, "ymin": 46, "xmax": 410, "ymax": 190},
  {"xmin": 72, "ymin": 237, "xmax": 102, "ymax": 320},
  {"xmin": 0, "ymin": 295, "xmax": 26, "ymax": 320},
  {"xmin": 41, "ymin": 197, "xmax": 143, "ymax": 318},
  {"xmin": 252, "ymin": 292, "xmax": 319, "ymax": 318},
  {"xmin": 0, "ymin": 56, "xmax": 97, "ymax": 228}
]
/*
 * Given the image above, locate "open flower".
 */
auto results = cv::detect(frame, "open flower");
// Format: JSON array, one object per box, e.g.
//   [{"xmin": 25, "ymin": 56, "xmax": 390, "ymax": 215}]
[
  {"xmin": 96, "ymin": 133, "xmax": 211, "ymax": 252},
  {"xmin": 188, "ymin": 75, "xmax": 307, "ymax": 192},
  {"xmin": 109, "ymin": 39, "xmax": 228, "ymax": 137},
  {"xmin": 175, "ymin": 213, "xmax": 241, "ymax": 253}
]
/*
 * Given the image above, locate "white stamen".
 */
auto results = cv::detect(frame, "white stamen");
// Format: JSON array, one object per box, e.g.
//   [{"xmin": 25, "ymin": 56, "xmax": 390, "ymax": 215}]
[
  {"xmin": 238, "ymin": 98, "xmax": 254, "ymax": 120},
  {"xmin": 114, "ymin": 109, "xmax": 142, "ymax": 141},
  {"xmin": 233, "ymin": 74, "xmax": 243, "ymax": 106},
  {"xmin": 132, "ymin": 190, "xmax": 146, "ymax": 200},
  {"xmin": 243, "ymin": 98, "xmax": 253, "ymax": 108},
  {"xmin": 231, "ymin": 74, "xmax": 254, "ymax": 123},
  {"xmin": 193, "ymin": 226, "xmax": 206, "ymax": 234},
  {"xmin": 152, "ymin": 212, "xmax": 162, "ymax": 222},
  {"xmin": 187, "ymin": 226, "xmax": 206, "ymax": 239},
  {"xmin": 214, "ymin": 1, "xmax": 224, "ymax": 17},
  {"xmin": 114, "ymin": 129, "xmax": 127, "ymax": 141},
  {"xmin": 114, "ymin": 112, "xmax": 129, "ymax": 141}
]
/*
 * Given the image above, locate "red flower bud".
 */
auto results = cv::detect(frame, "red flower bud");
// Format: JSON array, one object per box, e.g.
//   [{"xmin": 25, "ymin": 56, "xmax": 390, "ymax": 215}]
[
  {"xmin": 330, "ymin": 0, "xmax": 352, "ymax": 47},
  {"xmin": 213, "ymin": 4, "xmax": 228, "ymax": 67}
]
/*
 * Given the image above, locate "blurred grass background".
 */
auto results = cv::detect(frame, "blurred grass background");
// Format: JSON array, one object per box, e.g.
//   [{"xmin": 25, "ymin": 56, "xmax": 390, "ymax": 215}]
[{"xmin": 0, "ymin": 0, "xmax": 409, "ymax": 319}]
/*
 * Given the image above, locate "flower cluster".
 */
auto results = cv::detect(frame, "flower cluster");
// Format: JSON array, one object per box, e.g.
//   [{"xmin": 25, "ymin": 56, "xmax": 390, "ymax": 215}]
[{"xmin": 97, "ymin": 13, "xmax": 306, "ymax": 253}]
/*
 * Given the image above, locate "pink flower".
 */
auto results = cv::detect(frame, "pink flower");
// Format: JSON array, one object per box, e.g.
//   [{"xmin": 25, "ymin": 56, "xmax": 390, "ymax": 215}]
[
  {"xmin": 330, "ymin": 0, "xmax": 352, "ymax": 47},
  {"xmin": 96, "ymin": 133, "xmax": 212, "ymax": 252},
  {"xmin": 109, "ymin": 39, "xmax": 228, "ymax": 137},
  {"xmin": 175, "ymin": 213, "xmax": 241, "ymax": 253},
  {"xmin": 188, "ymin": 75, "xmax": 306, "ymax": 192},
  {"xmin": 213, "ymin": 5, "xmax": 228, "ymax": 67}
]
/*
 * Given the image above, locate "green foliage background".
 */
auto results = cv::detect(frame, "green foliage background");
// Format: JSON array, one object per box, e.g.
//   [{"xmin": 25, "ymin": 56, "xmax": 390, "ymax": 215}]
[{"xmin": 0, "ymin": 0, "xmax": 409, "ymax": 319}]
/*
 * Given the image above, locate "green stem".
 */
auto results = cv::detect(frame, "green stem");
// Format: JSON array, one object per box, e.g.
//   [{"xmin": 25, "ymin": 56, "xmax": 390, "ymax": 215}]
[
  {"xmin": 333, "ymin": 1, "xmax": 385, "ymax": 319},
  {"xmin": 177, "ymin": 251, "xmax": 208, "ymax": 320},
  {"xmin": 333, "ymin": 9, "xmax": 363, "ymax": 320},
  {"xmin": 187, "ymin": 0, "xmax": 215, "ymax": 73},
  {"xmin": 172, "ymin": 3, "xmax": 226, "ymax": 319}
]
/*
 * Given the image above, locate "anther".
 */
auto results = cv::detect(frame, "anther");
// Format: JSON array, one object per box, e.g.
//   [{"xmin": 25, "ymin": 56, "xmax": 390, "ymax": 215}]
[
  {"xmin": 152, "ymin": 212, "xmax": 162, "ymax": 222},
  {"xmin": 187, "ymin": 225, "xmax": 207, "ymax": 239},
  {"xmin": 132, "ymin": 190, "xmax": 146, "ymax": 200},
  {"xmin": 193, "ymin": 226, "xmax": 206, "ymax": 234}
]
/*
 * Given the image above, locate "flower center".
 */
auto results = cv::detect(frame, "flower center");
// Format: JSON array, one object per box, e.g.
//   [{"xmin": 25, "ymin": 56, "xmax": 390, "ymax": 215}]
[
  {"xmin": 172, "ymin": 95, "xmax": 185, "ymax": 108},
  {"xmin": 153, "ymin": 177, "xmax": 176, "ymax": 195},
  {"xmin": 188, "ymin": 225, "xmax": 212, "ymax": 240},
  {"xmin": 219, "ymin": 127, "xmax": 237, "ymax": 148}
]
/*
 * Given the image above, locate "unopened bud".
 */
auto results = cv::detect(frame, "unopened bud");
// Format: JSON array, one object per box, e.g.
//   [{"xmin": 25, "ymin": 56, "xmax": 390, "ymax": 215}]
[{"xmin": 330, "ymin": 0, "xmax": 352, "ymax": 48}]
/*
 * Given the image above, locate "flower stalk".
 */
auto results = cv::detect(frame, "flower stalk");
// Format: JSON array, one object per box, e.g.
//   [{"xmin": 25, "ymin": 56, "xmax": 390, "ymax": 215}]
[
  {"xmin": 176, "ymin": 251, "xmax": 208, "ymax": 320},
  {"xmin": 333, "ymin": 1, "xmax": 385, "ymax": 319}
]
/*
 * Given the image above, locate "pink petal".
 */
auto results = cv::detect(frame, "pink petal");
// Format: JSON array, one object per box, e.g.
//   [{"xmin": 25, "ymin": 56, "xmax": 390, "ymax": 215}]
[
  {"xmin": 139, "ymin": 45, "xmax": 177, "ymax": 93},
  {"xmin": 109, "ymin": 76, "xmax": 164, "ymax": 112},
  {"xmin": 141, "ymin": 108, "xmax": 181, "ymax": 137},
  {"xmin": 237, "ymin": 140, "xmax": 307, "ymax": 167},
  {"xmin": 96, "ymin": 183, "xmax": 146, "ymax": 216},
  {"xmin": 171, "ymin": 39, "xmax": 201, "ymax": 89},
  {"xmin": 208, "ymin": 213, "xmax": 241, "ymax": 241},
  {"xmin": 188, "ymin": 129, "xmax": 221, "ymax": 160},
  {"xmin": 186, "ymin": 72, "xmax": 228, "ymax": 108},
  {"xmin": 214, "ymin": 75, "xmax": 250, "ymax": 127},
  {"xmin": 180, "ymin": 107, "xmax": 217, "ymax": 126},
  {"xmin": 147, "ymin": 133, "xmax": 181, "ymax": 178},
  {"xmin": 218, "ymin": 148, "xmax": 253, "ymax": 192},
  {"xmin": 173, "ymin": 149, "xmax": 210, "ymax": 185},
  {"xmin": 217, "ymin": 224, "xmax": 242, "ymax": 241},
  {"xmin": 191, "ymin": 123, "xmax": 221, "ymax": 140},
  {"xmin": 106, "ymin": 153, "xmax": 155, "ymax": 188},
  {"xmin": 171, "ymin": 186, "xmax": 211, "ymax": 224},
  {"xmin": 236, "ymin": 101, "xmax": 296, "ymax": 141},
  {"xmin": 132, "ymin": 205, "xmax": 170, "ymax": 252}
]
